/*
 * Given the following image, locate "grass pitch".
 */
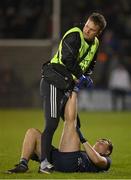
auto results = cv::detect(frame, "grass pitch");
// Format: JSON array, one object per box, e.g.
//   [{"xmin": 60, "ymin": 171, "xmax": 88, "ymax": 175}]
[{"xmin": 0, "ymin": 109, "xmax": 131, "ymax": 179}]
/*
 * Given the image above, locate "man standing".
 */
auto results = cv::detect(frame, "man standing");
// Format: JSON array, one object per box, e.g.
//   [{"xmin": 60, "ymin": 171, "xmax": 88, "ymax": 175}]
[{"xmin": 40, "ymin": 12, "xmax": 107, "ymax": 173}]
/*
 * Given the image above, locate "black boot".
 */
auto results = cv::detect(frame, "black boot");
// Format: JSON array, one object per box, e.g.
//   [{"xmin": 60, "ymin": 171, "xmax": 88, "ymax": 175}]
[{"xmin": 6, "ymin": 163, "xmax": 28, "ymax": 174}]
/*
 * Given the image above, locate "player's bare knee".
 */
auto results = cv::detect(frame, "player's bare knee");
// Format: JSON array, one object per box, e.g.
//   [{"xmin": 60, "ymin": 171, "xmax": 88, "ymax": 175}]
[{"xmin": 26, "ymin": 128, "xmax": 38, "ymax": 136}]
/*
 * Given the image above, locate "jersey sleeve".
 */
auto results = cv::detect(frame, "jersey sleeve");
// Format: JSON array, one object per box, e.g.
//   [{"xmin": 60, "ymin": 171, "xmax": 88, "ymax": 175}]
[{"xmin": 61, "ymin": 32, "xmax": 83, "ymax": 79}]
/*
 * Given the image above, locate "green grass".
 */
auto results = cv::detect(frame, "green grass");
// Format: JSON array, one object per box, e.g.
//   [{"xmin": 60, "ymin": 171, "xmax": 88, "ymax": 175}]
[{"xmin": 0, "ymin": 109, "xmax": 131, "ymax": 179}]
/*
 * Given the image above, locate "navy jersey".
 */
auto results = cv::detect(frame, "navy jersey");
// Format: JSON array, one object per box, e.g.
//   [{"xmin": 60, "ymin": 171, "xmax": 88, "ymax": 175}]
[{"xmin": 79, "ymin": 151, "xmax": 111, "ymax": 172}]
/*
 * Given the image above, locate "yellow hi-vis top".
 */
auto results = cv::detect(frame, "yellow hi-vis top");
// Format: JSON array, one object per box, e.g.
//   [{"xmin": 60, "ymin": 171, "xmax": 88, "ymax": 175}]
[{"xmin": 51, "ymin": 27, "xmax": 99, "ymax": 74}]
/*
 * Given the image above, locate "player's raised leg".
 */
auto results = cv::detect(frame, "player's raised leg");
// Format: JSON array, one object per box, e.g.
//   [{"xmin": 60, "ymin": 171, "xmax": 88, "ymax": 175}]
[{"xmin": 59, "ymin": 91, "xmax": 80, "ymax": 152}]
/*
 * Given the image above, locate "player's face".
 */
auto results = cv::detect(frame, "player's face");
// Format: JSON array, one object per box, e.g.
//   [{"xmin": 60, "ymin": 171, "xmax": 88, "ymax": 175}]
[
  {"xmin": 83, "ymin": 19, "xmax": 101, "ymax": 41},
  {"xmin": 93, "ymin": 139, "xmax": 110, "ymax": 156}
]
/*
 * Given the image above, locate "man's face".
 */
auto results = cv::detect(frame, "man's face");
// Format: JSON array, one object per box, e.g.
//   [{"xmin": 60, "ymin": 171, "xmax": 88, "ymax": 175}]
[
  {"xmin": 83, "ymin": 19, "xmax": 101, "ymax": 41},
  {"xmin": 93, "ymin": 139, "xmax": 110, "ymax": 156}
]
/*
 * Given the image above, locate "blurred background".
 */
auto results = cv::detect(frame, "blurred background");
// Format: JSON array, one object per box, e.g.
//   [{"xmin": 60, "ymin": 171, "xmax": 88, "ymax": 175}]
[{"xmin": 0, "ymin": 0, "xmax": 131, "ymax": 111}]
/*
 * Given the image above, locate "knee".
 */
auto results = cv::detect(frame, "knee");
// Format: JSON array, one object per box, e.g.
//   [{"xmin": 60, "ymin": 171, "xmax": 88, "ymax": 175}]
[{"xmin": 26, "ymin": 128, "xmax": 40, "ymax": 136}]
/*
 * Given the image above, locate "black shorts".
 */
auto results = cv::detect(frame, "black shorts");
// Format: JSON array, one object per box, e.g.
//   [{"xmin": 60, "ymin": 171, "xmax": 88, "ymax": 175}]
[{"xmin": 51, "ymin": 149, "xmax": 81, "ymax": 172}]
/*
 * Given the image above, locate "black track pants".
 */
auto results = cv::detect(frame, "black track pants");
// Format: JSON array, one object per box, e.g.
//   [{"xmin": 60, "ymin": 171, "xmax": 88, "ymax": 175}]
[{"xmin": 40, "ymin": 78, "xmax": 65, "ymax": 162}]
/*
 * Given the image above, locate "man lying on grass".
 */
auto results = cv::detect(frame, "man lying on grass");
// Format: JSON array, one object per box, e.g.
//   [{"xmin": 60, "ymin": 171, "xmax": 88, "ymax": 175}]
[{"xmin": 6, "ymin": 91, "xmax": 113, "ymax": 174}]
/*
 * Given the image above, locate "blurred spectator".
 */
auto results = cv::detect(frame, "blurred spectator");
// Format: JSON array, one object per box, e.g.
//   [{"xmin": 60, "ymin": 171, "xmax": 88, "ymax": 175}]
[{"xmin": 108, "ymin": 64, "xmax": 131, "ymax": 111}]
